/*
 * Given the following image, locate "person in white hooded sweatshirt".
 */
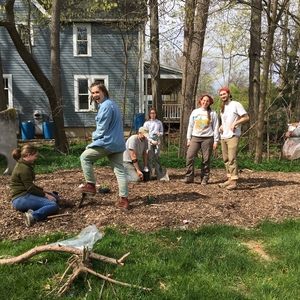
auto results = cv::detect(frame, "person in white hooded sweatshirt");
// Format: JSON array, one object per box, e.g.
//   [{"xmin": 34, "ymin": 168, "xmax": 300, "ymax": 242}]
[
  {"xmin": 143, "ymin": 108, "xmax": 169, "ymax": 180},
  {"xmin": 181, "ymin": 94, "xmax": 219, "ymax": 185}
]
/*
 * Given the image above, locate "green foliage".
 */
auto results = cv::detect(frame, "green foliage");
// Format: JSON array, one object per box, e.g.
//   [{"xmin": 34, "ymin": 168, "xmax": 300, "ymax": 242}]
[
  {"xmin": 2, "ymin": 221, "xmax": 300, "ymax": 299},
  {"xmin": 0, "ymin": 141, "xmax": 299, "ymax": 175}
]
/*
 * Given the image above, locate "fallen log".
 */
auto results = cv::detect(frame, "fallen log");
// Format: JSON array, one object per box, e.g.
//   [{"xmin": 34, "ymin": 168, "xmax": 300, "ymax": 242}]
[
  {"xmin": 47, "ymin": 213, "xmax": 70, "ymax": 219},
  {"xmin": 0, "ymin": 244, "xmax": 130, "ymax": 266}
]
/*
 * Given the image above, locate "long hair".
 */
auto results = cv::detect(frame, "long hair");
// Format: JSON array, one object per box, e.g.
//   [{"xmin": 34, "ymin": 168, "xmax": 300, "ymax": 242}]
[
  {"xmin": 12, "ymin": 144, "xmax": 38, "ymax": 161},
  {"xmin": 146, "ymin": 108, "xmax": 158, "ymax": 121},
  {"xmin": 198, "ymin": 94, "xmax": 213, "ymax": 122},
  {"xmin": 219, "ymin": 88, "xmax": 232, "ymax": 114},
  {"xmin": 90, "ymin": 81, "xmax": 109, "ymax": 98}
]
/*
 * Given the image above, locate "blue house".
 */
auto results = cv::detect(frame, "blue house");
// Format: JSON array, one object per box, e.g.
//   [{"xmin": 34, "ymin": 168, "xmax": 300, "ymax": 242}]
[{"xmin": 1, "ymin": 0, "xmax": 148, "ymax": 137}]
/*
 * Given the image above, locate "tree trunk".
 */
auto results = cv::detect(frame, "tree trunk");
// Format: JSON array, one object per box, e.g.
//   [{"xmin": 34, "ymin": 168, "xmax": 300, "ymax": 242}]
[
  {"xmin": 149, "ymin": 0, "xmax": 162, "ymax": 122},
  {"xmin": 0, "ymin": 52, "xmax": 7, "ymax": 111},
  {"xmin": 255, "ymin": 0, "xmax": 288, "ymax": 163},
  {"xmin": 51, "ymin": 0, "xmax": 69, "ymax": 153},
  {"xmin": 3, "ymin": 0, "xmax": 69, "ymax": 153},
  {"xmin": 248, "ymin": 0, "xmax": 262, "ymax": 157},
  {"xmin": 179, "ymin": 0, "xmax": 210, "ymax": 158}
]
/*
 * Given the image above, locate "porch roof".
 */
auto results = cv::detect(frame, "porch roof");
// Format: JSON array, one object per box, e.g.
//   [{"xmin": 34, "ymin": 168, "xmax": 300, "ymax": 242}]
[{"xmin": 144, "ymin": 62, "xmax": 182, "ymax": 95}]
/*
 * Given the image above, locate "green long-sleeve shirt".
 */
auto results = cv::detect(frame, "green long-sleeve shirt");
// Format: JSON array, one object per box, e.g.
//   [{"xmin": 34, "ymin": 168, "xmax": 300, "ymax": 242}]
[{"xmin": 10, "ymin": 158, "xmax": 45, "ymax": 201}]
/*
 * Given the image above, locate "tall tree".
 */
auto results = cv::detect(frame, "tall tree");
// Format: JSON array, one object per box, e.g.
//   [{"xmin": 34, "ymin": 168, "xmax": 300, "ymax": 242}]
[
  {"xmin": 1, "ymin": 0, "xmax": 69, "ymax": 153},
  {"xmin": 248, "ymin": 0, "xmax": 261, "ymax": 156},
  {"xmin": 255, "ymin": 0, "xmax": 289, "ymax": 163},
  {"xmin": 149, "ymin": 0, "xmax": 162, "ymax": 121},
  {"xmin": 179, "ymin": 0, "xmax": 210, "ymax": 157},
  {"xmin": 50, "ymin": 0, "xmax": 69, "ymax": 153}
]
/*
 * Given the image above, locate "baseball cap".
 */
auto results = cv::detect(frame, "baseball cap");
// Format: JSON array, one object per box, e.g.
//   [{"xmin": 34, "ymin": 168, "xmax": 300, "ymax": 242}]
[
  {"xmin": 219, "ymin": 87, "xmax": 230, "ymax": 94},
  {"xmin": 138, "ymin": 126, "xmax": 149, "ymax": 137}
]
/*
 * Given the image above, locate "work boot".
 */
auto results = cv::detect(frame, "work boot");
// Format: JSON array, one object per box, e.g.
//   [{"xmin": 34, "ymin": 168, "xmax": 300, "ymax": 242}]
[
  {"xmin": 218, "ymin": 179, "xmax": 231, "ymax": 188},
  {"xmin": 180, "ymin": 178, "xmax": 193, "ymax": 184},
  {"xmin": 76, "ymin": 183, "xmax": 96, "ymax": 195},
  {"xmin": 226, "ymin": 180, "xmax": 237, "ymax": 190},
  {"xmin": 115, "ymin": 197, "xmax": 129, "ymax": 210}
]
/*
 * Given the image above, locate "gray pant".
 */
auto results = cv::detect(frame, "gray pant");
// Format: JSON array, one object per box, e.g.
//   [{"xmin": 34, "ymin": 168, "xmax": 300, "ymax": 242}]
[
  {"xmin": 185, "ymin": 136, "xmax": 214, "ymax": 182},
  {"xmin": 123, "ymin": 161, "xmax": 143, "ymax": 182},
  {"xmin": 147, "ymin": 143, "xmax": 166, "ymax": 179}
]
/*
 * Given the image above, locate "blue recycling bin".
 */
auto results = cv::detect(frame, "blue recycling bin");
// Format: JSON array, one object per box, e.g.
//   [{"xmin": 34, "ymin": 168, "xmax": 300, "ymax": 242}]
[
  {"xmin": 134, "ymin": 113, "xmax": 145, "ymax": 132},
  {"xmin": 21, "ymin": 121, "xmax": 34, "ymax": 140},
  {"xmin": 43, "ymin": 122, "xmax": 54, "ymax": 139}
]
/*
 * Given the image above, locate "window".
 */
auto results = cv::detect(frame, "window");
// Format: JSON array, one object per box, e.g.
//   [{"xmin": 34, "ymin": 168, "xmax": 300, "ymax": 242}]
[
  {"xmin": 74, "ymin": 75, "xmax": 108, "ymax": 112},
  {"xmin": 73, "ymin": 23, "xmax": 91, "ymax": 57},
  {"xmin": 17, "ymin": 23, "xmax": 34, "ymax": 47},
  {"xmin": 3, "ymin": 75, "xmax": 13, "ymax": 109}
]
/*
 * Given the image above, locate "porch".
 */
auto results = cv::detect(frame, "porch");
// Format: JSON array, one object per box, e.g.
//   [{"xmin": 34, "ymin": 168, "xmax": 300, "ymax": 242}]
[{"xmin": 162, "ymin": 103, "xmax": 180, "ymax": 123}]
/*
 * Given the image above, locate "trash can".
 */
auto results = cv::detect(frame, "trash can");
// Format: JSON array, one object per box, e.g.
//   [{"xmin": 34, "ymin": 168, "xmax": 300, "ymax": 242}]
[
  {"xmin": 33, "ymin": 110, "xmax": 43, "ymax": 135},
  {"xmin": 21, "ymin": 121, "xmax": 34, "ymax": 140},
  {"xmin": 43, "ymin": 122, "xmax": 54, "ymax": 139},
  {"xmin": 134, "ymin": 113, "xmax": 145, "ymax": 132}
]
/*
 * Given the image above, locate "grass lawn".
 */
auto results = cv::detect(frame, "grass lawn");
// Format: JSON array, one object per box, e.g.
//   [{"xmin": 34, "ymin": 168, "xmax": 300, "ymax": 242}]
[
  {"xmin": 1, "ymin": 143, "xmax": 300, "ymax": 299},
  {"xmin": 1, "ymin": 220, "xmax": 300, "ymax": 299}
]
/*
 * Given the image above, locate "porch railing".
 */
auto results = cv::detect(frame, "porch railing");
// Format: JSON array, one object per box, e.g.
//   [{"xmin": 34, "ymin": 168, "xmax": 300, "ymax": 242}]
[{"xmin": 162, "ymin": 103, "xmax": 180, "ymax": 120}]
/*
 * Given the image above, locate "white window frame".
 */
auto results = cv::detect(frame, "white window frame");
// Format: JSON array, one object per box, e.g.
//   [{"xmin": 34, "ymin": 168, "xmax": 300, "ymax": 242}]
[
  {"xmin": 3, "ymin": 74, "xmax": 13, "ymax": 109},
  {"xmin": 73, "ymin": 23, "xmax": 92, "ymax": 57},
  {"xmin": 74, "ymin": 75, "xmax": 109, "ymax": 112}
]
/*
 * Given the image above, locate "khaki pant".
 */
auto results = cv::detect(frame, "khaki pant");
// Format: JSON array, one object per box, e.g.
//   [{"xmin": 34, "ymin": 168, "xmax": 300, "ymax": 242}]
[{"xmin": 220, "ymin": 136, "xmax": 240, "ymax": 180}]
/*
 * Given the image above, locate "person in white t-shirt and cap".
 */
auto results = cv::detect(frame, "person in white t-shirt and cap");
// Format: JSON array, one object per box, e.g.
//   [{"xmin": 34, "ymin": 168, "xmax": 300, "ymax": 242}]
[
  {"xmin": 218, "ymin": 87, "xmax": 249, "ymax": 190},
  {"xmin": 123, "ymin": 126, "xmax": 149, "ymax": 182}
]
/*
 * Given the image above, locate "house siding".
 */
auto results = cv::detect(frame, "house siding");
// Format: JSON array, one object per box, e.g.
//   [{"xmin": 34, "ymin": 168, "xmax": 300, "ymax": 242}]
[{"xmin": 1, "ymin": 5, "xmax": 143, "ymax": 130}]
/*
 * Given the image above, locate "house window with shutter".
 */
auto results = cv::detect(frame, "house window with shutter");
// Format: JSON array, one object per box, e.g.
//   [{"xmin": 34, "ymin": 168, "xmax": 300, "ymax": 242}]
[
  {"xmin": 73, "ymin": 23, "xmax": 92, "ymax": 57},
  {"xmin": 74, "ymin": 75, "xmax": 108, "ymax": 112}
]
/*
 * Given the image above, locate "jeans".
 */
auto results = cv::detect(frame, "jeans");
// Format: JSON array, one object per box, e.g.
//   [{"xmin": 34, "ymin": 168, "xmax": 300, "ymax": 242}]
[
  {"xmin": 220, "ymin": 135, "xmax": 240, "ymax": 180},
  {"xmin": 185, "ymin": 136, "xmax": 213, "ymax": 181},
  {"xmin": 12, "ymin": 193, "xmax": 60, "ymax": 221},
  {"xmin": 80, "ymin": 147, "xmax": 128, "ymax": 198}
]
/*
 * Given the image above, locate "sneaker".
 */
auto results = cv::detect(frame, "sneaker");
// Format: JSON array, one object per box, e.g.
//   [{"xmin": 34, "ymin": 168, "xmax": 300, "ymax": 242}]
[
  {"xmin": 115, "ymin": 197, "xmax": 130, "ymax": 210},
  {"xmin": 76, "ymin": 183, "xmax": 96, "ymax": 195},
  {"xmin": 218, "ymin": 180, "xmax": 231, "ymax": 188},
  {"xmin": 180, "ymin": 178, "xmax": 193, "ymax": 184},
  {"xmin": 160, "ymin": 173, "xmax": 170, "ymax": 181},
  {"xmin": 23, "ymin": 212, "xmax": 36, "ymax": 227}
]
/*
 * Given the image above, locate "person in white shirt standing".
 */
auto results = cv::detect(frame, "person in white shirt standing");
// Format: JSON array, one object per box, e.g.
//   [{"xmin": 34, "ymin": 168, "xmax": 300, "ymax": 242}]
[
  {"xmin": 218, "ymin": 87, "xmax": 249, "ymax": 190},
  {"xmin": 143, "ymin": 108, "xmax": 167, "ymax": 180},
  {"xmin": 181, "ymin": 94, "xmax": 219, "ymax": 185}
]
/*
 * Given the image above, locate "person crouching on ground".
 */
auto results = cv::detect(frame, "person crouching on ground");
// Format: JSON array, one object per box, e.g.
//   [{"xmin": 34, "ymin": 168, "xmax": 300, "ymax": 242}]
[
  {"xmin": 181, "ymin": 94, "xmax": 219, "ymax": 185},
  {"xmin": 76, "ymin": 81, "xmax": 129, "ymax": 210},
  {"xmin": 10, "ymin": 144, "xmax": 60, "ymax": 227},
  {"xmin": 123, "ymin": 126, "xmax": 149, "ymax": 182}
]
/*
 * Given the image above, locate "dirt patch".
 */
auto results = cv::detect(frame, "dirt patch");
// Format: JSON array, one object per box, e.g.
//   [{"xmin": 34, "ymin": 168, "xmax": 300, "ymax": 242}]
[{"xmin": 1, "ymin": 167, "xmax": 300, "ymax": 240}]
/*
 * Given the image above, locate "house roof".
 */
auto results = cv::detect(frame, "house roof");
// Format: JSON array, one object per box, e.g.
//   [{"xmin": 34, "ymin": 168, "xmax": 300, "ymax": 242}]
[{"xmin": 144, "ymin": 61, "xmax": 182, "ymax": 95}]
